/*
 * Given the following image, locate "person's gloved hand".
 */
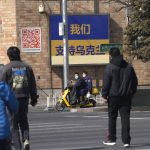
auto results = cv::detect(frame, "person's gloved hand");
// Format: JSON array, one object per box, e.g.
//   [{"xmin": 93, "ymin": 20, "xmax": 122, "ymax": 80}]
[{"xmin": 30, "ymin": 99, "xmax": 37, "ymax": 107}]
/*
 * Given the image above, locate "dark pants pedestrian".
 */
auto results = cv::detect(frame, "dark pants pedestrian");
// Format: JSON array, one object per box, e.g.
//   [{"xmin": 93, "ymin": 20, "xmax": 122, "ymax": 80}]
[
  {"xmin": 107, "ymin": 97, "xmax": 131, "ymax": 144},
  {"xmin": 0, "ymin": 139, "xmax": 12, "ymax": 150},
  {"xmin": 11, "ymin": 98, "xmax": 29, "ymax": 150}
]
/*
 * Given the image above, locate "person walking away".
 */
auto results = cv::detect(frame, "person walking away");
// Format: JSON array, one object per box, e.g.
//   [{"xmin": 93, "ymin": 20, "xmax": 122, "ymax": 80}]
[
  {"xmin": 0, "ymin": 79, "xmax": 18, "ymax": 150},
  {"xmin": 1, "ymin": 46, "xmax": 38, "ymax": 150},
  {"xmin": 101, "ymin": 47, "xmax": 138, "ymax": 148}
]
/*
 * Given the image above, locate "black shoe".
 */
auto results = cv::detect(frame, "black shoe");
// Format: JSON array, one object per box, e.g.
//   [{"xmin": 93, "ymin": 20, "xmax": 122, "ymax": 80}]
[
  {"xmin": 80, "ymin": 101, "xmax": 85, "ymax": 105},
  {"xmin": 70, "ymin": 101, "xmax": 76, "ymax": 105},
  {"xmin": 103, "ymin": 140, "xmax": 116, "ymax": 146}
]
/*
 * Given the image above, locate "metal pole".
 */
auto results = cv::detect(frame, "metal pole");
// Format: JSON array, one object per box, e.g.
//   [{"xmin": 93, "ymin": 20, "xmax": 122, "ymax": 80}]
[
  {"xmin": 62, "ymin": 0, "xmax": 69, "ymax": 88},
  {"xmin": 46, "ymin": 14, "xmax": 54, "ymax": 97}
]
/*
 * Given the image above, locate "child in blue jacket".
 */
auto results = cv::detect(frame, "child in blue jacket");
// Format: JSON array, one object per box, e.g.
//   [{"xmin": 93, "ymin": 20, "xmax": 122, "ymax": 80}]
[{"xmin": 0, "ymin": 81, "xmax": 18, "ymax": 150}]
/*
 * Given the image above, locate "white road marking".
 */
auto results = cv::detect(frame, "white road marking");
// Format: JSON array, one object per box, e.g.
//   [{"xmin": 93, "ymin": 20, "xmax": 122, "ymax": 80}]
[
  {"xmin": 30, "ymin": 123, "xmax": 83, "ymax": 128},
  {"xmin": 30, "ymin": 125, "xmax": 101, "ymax": 131},
  {"xmin": 81, "ymin": 115, "xmax": 150, "ymax": 120},
  {"xmin": 130, "ymin": 117, "xmax": 150, "ymax": 120},
  {"xmin": 30, "ymin": 122, "xmax": 67, "ymax": 126}
]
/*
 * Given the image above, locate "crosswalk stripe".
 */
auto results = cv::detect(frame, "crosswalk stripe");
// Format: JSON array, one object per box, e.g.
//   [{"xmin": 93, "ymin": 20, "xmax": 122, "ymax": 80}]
[
  {"xmin": 30, "ymin": 125, "xmax": 101, "ymax": 131},
  {"xmin": 30, "ymin": 123, "xmax": 83, "ymax": 128}
]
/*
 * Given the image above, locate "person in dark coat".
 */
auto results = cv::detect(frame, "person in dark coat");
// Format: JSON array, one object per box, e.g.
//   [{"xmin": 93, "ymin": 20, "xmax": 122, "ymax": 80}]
[
  {"xmin": 1, "ymin": 46, "xmax": 38, "ymax": 150},
  {"xmin": 102, "ymin": 47, "xmax": 138, "ymax": 148}
]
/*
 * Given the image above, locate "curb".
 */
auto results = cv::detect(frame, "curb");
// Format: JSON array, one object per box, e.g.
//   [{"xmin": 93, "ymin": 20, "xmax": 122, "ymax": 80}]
[
  {"xmin": 69, "ymin": 106, "xmax": 107, "ymax": 113},
  {"xmin": 29, "ymin": 105, "xmax": 108, "ymax": 113}
]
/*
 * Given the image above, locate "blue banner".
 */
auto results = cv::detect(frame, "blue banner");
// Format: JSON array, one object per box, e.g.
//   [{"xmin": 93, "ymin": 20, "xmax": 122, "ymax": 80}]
[{"xmin": 50, "ymin": 15, "xmax": 109, "ymax": 40}]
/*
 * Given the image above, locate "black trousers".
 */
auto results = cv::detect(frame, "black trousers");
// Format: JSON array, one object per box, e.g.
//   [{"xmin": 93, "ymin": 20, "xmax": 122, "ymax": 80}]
[
  {"xmin": 0, "ymin": 139, "xmax": 12, "ymax": 150},
  {"xmin": 107, "ymin": 102, "xmax": 131, "ymax": 144},
  {"xmin": 11, "ymin": 98, "xmax": 29, "ymax": 150}
]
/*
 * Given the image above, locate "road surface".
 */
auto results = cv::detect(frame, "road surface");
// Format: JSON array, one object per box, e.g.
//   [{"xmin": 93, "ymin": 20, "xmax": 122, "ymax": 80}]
[{"xmin": 28, "ymin": 110, "xmax": 150, "ymax": 150}]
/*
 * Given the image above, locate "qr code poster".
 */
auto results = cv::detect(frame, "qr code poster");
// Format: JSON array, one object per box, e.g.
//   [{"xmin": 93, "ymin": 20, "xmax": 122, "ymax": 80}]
[{"xmin": 21, "ymin": 27, "xmax": 41, "ymax": 52}]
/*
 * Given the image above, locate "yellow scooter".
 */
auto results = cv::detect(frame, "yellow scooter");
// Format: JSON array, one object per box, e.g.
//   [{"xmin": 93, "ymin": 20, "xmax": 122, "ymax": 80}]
[{"xmin": 55, "ymin": 85, "xmax": 96, "ymax": 111}]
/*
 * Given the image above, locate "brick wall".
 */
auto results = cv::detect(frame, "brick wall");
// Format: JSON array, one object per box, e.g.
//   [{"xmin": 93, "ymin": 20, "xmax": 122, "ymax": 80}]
[
  {"xmin": 100, "ymin": 1, "xmax": 127, "ymax": 43},
  {"xmin": 0, "ymin": 0, "xmax": 149, "ymax": 90},
  {"xmin": 0, "ymin": 0, "xmax": 17, "ymax": 64}
]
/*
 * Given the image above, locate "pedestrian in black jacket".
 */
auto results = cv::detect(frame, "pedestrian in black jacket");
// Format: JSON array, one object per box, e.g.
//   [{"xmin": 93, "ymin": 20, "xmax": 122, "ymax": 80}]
[
  {"xmin": 102, "ymin": 47, "xmax": 138, "ymax": 148},
  {"xmin": 1, "ymin": 46, "xmax": 38, "ymax": 150}
]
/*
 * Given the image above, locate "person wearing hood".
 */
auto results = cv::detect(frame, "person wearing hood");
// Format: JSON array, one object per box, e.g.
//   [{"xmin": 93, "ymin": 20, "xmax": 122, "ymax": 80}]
[
  {"xmin": 1, "ymin": 46, "xmax": 38, "ymax": 150},
  {"xmin": 101, "ymin": 47, "xmax": 138, "ymax": 148},
  {"xmin": 0, "ymin": 73, "xmax": 18, "ymax": 150}
]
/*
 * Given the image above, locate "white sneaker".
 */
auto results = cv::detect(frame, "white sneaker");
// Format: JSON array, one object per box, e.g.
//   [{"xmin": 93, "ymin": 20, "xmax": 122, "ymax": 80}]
[
  {"xmin": 103, "ymin": 140, "xmax": 116, "ymax": 146},
  {"xmin": 24, "ymin": 139, "xmax": 30, "ymax": 150},
  {"xmin": 124, "ymin": 144, "xmax": 130, "ymax": 148}
]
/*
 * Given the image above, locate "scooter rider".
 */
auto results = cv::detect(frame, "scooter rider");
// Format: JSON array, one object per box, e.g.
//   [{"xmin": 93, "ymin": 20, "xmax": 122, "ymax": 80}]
[
  {"xmin": 71, "ymin": 72, "xmax": 86, "ymax": 104},
  {"xmin": 82, "ymin": 71, "xmax": 93, "ymax": 94}
]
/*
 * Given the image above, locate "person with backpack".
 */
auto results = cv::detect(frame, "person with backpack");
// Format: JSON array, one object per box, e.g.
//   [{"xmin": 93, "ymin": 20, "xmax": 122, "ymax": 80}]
[
  {"xmin": 0, "ymin": 78, "xmax": 18, "ymax": 150},
  {"xmin": 1, "ymin": 46, "xmax": 38, "ymax": 150},
  {"xmin": 101, "ymin": 47, "xmax": 138, "ymax": 148}
]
